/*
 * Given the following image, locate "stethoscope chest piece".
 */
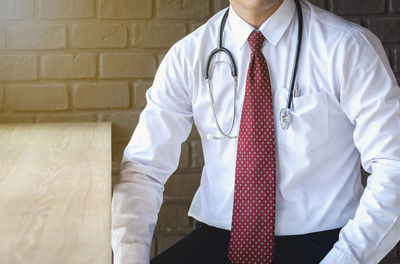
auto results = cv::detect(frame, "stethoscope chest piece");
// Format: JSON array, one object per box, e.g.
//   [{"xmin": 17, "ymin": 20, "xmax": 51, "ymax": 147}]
[{"xmin": 279, "ymin": 108, "xmax": 291, "ymax": 130}]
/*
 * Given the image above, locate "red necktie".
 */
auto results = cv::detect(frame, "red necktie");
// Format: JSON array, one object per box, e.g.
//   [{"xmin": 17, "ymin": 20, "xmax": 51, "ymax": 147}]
[{"xmin": 228, "ymin": 31, "xmax": 276, "ymax": 264}]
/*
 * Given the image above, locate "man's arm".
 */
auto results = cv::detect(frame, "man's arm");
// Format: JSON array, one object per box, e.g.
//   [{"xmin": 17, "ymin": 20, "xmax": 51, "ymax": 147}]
[
  {"xmin": 321, "ymin": 27, "xmax": 400, "ymax": 263},
  {"xmin": 112, "ymin": 44, "xmax": 193, "ymax": 264}
]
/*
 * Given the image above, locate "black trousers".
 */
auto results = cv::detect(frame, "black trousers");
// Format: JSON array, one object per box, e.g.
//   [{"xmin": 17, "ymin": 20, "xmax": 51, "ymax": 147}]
[{"xmin": 151, "ymin": 222, "xmax": 341, "ymax": 264}]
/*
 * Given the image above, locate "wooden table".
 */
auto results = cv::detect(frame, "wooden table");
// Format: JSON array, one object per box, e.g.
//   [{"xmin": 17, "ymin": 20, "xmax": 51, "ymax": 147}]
[{"xmin": 0, "ymin": 123, "xmax": 112, "ymax": 264}]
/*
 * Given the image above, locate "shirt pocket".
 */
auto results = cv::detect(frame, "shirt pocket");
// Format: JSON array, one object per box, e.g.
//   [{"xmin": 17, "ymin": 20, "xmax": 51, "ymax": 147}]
[{"xmin": 275, "ymin": 87, "xmax": 329, "ymax": 153}]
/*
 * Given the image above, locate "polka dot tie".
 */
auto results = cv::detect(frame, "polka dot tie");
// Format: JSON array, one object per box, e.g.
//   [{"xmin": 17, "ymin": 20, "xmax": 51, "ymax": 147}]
[{"xmin": 228, "ymin": 31, "xmax": 276, "ymax": 264}]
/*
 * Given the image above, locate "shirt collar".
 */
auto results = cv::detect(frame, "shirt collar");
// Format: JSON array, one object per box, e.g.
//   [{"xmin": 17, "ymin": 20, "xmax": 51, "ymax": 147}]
[{"xmin": 228, "ymin": 0, "xmax": 296, "ymax": 49}]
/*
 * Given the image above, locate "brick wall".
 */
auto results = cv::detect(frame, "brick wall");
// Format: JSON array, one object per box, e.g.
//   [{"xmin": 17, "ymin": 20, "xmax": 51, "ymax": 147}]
[{"xmin": 0, "ymin": 0, "xmax": 398, "ymax": 262}]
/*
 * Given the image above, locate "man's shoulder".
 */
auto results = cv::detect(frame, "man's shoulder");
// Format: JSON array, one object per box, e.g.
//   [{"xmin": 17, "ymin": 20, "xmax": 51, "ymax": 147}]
[{"xmin": 303, "ymin": 0, "xmax": 362, "ymax": 38}]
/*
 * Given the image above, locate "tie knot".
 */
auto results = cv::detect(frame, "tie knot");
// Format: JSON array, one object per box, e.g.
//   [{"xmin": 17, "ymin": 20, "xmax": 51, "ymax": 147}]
[{"xmin": 248, "ymin": 31, "xmax": 265, "ymax": 53}]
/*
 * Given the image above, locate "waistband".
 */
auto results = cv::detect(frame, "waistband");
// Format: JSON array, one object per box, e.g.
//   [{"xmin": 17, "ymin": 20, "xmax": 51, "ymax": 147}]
[{"xmin": 195, "ymin": 221, "xmax": 342, "ymax": 239}]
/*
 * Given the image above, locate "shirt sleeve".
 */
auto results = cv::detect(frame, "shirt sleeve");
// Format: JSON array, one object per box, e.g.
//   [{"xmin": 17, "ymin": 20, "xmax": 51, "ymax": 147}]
[
  {"xmin": 321, "ymin": 28, "xmax": 400, "ymax": 263},
  {"xmin": 112, "ymin": 44, "xmax": 193, "ymax": 264}
]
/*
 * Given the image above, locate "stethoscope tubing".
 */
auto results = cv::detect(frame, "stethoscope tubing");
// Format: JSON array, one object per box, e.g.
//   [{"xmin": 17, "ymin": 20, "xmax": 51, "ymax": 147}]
[
  {"xmin": 205, "ymin": 10, "xmax": 237, "ymax": 80},
  {"xmin": 205, "ymin": 0, "xmax": 303, "ymax": 138},
  {"xmin": 287, "ymin": 0, "xmax": 303, "ymax": 111},
  {"xmin": 280, "ymin": 0, "xmax": 303, "ymax": 130},
  {"xmin": 205, "ymin": 9, "xmax": 238, "ymax": 139}
]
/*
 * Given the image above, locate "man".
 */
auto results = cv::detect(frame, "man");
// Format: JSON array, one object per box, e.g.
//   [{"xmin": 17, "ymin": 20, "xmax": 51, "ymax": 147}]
[{"xmin": 112, "ymin": 0, "xmax": 400, "ymax": 263}]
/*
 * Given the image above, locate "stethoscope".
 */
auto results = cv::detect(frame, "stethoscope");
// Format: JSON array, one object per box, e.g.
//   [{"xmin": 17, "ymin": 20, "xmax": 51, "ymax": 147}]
[{"xmin": 204, "ymin": 0, "xmax": 303, "ymax": 140}]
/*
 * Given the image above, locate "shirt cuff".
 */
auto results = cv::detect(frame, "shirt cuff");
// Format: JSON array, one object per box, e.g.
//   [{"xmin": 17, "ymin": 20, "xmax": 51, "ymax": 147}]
[
  {"xmin": 113, "ymin": 243, "xmax": 150, "ymax": 264},
  {"xmin": 320, "ymin": 247, "xmax": 361, "ymax": 264}
]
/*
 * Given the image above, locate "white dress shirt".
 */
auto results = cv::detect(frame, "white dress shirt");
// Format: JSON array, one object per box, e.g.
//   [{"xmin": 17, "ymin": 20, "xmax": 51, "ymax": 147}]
[{"xmin": 112, "ymin": 0, "xmax": 400, "ymax": 263}]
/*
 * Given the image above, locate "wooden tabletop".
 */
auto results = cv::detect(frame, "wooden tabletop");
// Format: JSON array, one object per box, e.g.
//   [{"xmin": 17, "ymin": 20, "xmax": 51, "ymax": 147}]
[{"xmin": 0, "ymin": 123, "xmax": 112, "ymax": 264}]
